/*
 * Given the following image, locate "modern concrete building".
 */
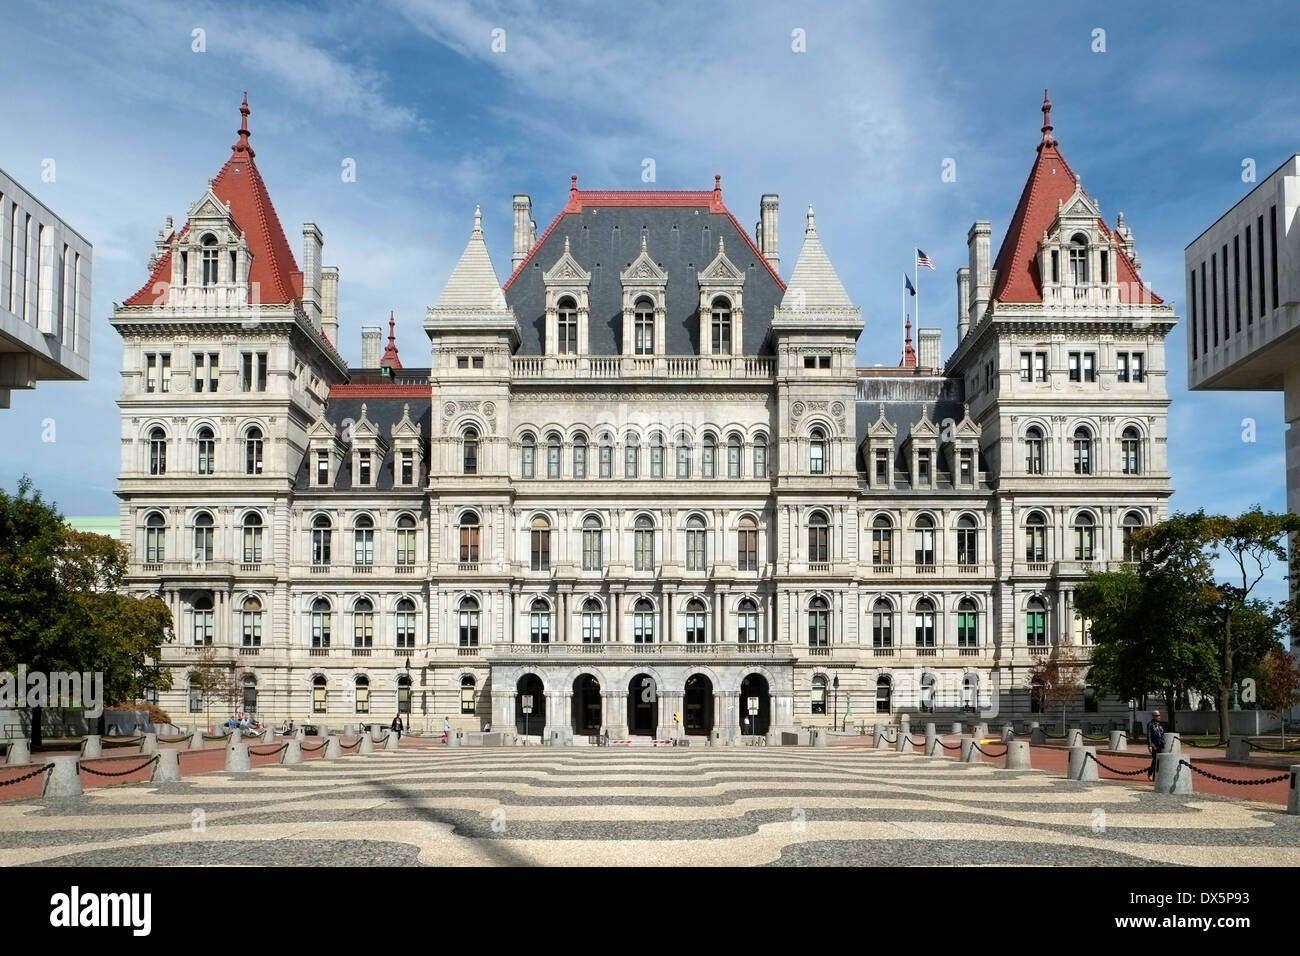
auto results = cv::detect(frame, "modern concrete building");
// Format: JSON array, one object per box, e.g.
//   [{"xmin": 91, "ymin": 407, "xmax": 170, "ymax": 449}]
[
  {"xmin": 0, "ymin": 167, "xmax": 92, "ymax": 408},
  {"xmin": 1185, "ymin": 154, "xmax": 1300, "ymax": 515},
  {"xmin": 113, "ymin": 94, "xmax": 1176, "ymax": 739}
]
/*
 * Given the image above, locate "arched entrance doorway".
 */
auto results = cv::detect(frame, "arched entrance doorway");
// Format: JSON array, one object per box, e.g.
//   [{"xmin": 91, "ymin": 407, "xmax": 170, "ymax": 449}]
[
  {"xmin": 739, "ymin": 674, "xmax": 770, "ymax": 735},
  {"xmin": 684, "ymin": 674, "xmax": 713, "ymax": 735},
  {"xmin": 627, "ymin": 673, "xmax": 658, "ymax": 736},
  {"xmin": 515, "ymin": 674, "xmax": 544, "ymax": 736},
  {"xmin": 572, "ymin": 674, "xmax": 602, "ymax": 734},
  {"xmin": 875, "ymin": 675, "xmax": 892, "ymax": 714}
]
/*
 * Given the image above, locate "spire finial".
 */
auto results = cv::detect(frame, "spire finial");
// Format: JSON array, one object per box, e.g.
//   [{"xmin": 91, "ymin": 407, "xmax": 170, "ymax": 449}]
[
  {"xmin": 901, "ymin": 314, "xmax": 917, "ymax": 368},
  {"xmin": 641, "ymin": 233, "xmax": 647, "ymax": 252},
  {"xmin": 380, "ymin": 311, "xmax": 403, "ymax": 370},
  {"xmin": 806, "ymin": 204, "xmax": 816, "ymax": 235},
  {"xmin": 570, "ymin": 174, "xmax": 579, "ymax": 199},
  {"xmin": 233, "ymin": 92, "xmax": 255, "ymax": 157},
  {"xmin": 1039, "ymin": 88, "xmax": 1056, "ymax": 149},
  {"xmin": 713, "ymin": 174, "xmax": 722, "ymax": 200},
  {"xmin": 473, "ymin": 204, "xmax": 482, "ymax": 235}
]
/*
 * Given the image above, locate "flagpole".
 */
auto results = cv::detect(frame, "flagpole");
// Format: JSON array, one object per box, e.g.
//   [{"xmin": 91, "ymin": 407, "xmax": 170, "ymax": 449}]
[{"xmin": 915, "ymin": 252, "xmax": 920, "ymax": 330}]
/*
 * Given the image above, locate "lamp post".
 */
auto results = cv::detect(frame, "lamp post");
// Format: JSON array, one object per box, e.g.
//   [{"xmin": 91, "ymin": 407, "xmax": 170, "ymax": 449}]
[
  {"xmin": 833, "ymin": 672, "xmax": 840, "ymax": 734},
  {"xmin": 403, "ymin": 657, "xmax": 411, "ymax": 733}
]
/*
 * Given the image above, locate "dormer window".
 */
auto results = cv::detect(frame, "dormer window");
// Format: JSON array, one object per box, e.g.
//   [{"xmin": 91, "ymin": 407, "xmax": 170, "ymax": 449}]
[
  {"xmin": 358, "ymin": 450, "xmax": 372, "ymax": 486},
  {"xmin": 634, "ymin": 297, "xmax": 654, "ymax": 355},
  {"xmin": 917, "ymin": 448, "xmax": 932, "ymax": 486},
  {"xmin": 557, "ymin": 297, "xmax": 578, "ymax": 354},
  {"xmin": 201, "ymin": 234, "xmax": 219, "ymax": 286},
  {"xmin": 316, "ymin": 450, "xmax": 330, "ymax": 486},
  {"xmin": 400, "ymin": 450, "xmax": 414, "ymax": 485},
  {"xmin": 710, "ymin": 297, "xmax": 732, "ymax": 354},
  {"xmin": 1068, "ymin": 234, "xmax": 1088, "ymax": 284}
]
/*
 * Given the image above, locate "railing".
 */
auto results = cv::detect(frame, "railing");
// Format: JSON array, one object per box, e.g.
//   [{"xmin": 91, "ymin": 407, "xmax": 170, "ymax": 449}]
[
  {"xmin": 915, "ymin": 647, "xmax": 937, "ymax": 656},
  {"xmin": 240, "ymin": 563, "xmax": 261, "ymax": 573},
  {"xmin": 1028, "ymin": 645, "xmax": 1050, "ymax": 656},
  {"xmin": 871, "ymin": 564, "xmax": 894, "ymax": 574},
  {"xmin": 352, "ymin": 564, "xmax": 373, "ymax": 574},
  {"xmin": 510, "ymin": 354, "xmax": 776, "ymax": 380},
  {"xmin": 141, "ymin": 563, "xmax": 163, "ymax": 572},
  {"xmin": 395, "ymin": 565, "xmax": 417, "ymax": 574},
  {"xmin": 873, "ymin": 647, "xmax": 894, "ymax": 657},
  {"xmin": 458, "ymin": 647, "xmax": 479, "ymax": 657},
  {"xmin": 395, "ymin": 648, "xmax": 414, "ymax": 657},
  {"xmin": 808, "ymin": 647, "xmax": 831, "ymax": 656},
  {"xmin": 915, "ymin": 563, "xmax": 937, "ymax": 574},
  {"xmin": 238, "ymin": 646, "xmax": 260, "ymax": 656},
  {"xmin": 807, "ymin": 563, "xmax": 830, "ymax": 573},
  {"xmin": 959, "ymin": 647, "xmax": 980, "ymax": 656},
  {"xmin": 957, "ymin": 563, "xmax": 980, "ymax": 574},
  {"xmin": 459, "ymin": 562, "xmax": 480, "ymax": 572},
  {"xmin": 309, "ymin": 647, "xmax": 331, "ymax": 656},
  {"xmin": 1026, "ymin": 562, "xmax": 1050, "ymax": 574},
  {"xmin": 310, "ymin": 565, "xmax": 330, "ymax": 574},
  {"xmin": 351, "ymin": 648, "xmax": 372, "ymax": 657}
]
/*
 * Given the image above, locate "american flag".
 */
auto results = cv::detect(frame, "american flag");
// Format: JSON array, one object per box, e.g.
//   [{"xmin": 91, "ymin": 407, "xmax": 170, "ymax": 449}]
[{"xmin": 915, "ymin": 248, "xmax": 936, "ymax": 271}]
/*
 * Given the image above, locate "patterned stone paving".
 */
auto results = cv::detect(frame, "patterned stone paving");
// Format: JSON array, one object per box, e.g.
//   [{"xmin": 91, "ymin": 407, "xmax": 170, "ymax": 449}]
[{"xmin": 1, "ymin": 748, "xmax": 1297, "ymax": 866}]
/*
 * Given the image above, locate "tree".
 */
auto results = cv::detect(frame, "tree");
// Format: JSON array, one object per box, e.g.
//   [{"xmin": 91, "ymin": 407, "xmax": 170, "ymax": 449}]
[
  {"xmin": 1028, "ymin": 650, "xmax": 1088, "ymax": 731},
  {"xmin": 1255, "ymin": 647, "xmax": 1300, "ymax": 746},
  {"xmin": 188, "ymin": 647, "xmax": 238, "ymax": 729}
]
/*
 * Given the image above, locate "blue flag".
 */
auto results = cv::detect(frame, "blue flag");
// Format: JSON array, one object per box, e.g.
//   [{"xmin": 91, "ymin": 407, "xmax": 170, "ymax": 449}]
[{"xmin": 904, "ymin": 274, "xmax": 916, "ymax": 296}]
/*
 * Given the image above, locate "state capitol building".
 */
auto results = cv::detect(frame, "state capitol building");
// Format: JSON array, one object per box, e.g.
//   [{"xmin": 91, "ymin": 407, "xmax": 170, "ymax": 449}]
[{"xmin": 112, "ymin": 93, "xmax": 1176, "ymax": 740}]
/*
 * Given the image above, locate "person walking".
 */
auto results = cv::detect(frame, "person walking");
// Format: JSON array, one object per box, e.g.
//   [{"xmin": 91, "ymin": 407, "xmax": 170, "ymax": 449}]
[
  {"xmin": 441, "ymin": 716, "xmax": 451, "ymax": 744},
  {"xmin": 1146, "ymin": 710, "xmax": 1166, "ymax": 780},
  {"xmin": 390, "ymin": 715, "xmax": 403, "ymax": 740}
]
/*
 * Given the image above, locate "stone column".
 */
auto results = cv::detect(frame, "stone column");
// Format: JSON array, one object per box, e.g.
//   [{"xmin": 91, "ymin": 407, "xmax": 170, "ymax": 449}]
[
  {"xmin": 1005, "ymin": 740, "xmax": 1031, "ymax": 769},
  {"xmin": 1154, "ymin": 752, "xmax": 1192, "ymax": 794},
  {"xmin": 1068, "ymin": 746, "xmax": 1098, "ymax": 781}
]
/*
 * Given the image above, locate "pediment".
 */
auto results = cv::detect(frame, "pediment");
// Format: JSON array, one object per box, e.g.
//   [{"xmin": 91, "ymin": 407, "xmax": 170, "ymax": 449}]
[
  {"xmin": 866, "ymin": 404, "xmax": 897, "ymax": 439},
  {"xmin": 698, "ymin": 238, "xmax": 744, "ymax": 285},
  {"xmin": 621, "ymin": 236, "xmax": 668, "ymax": 285},
  {"xmin": 390, "ymin": 403, "xmax": 423, "ymax": 440},
  {"xmin": 908, "ymin": 406, "xmax": 940, "ymax": 440},
  {"xmin": 543, "ymin": 237, "xmax": 590, "ymax": 285}
]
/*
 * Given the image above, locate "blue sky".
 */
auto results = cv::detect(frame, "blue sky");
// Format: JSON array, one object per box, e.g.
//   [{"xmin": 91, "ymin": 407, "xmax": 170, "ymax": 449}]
[{"xmin": 1, "ymin": 0, "xmax": 1297, "ymax": 597}]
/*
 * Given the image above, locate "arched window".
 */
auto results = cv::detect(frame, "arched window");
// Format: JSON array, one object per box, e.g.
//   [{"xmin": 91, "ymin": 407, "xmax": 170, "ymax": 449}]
[
  {"xmin": 354, "ymin": 675, "xmax": 370, "ymax": 714},
  {"xmin": 395, "ymin": 597, "xmax": 416, "ymax": 649},
  {"xmin": 871, "ymin": 598, "xmax": 893, "ymax": 648},
  {"xmin": 581, "ymin": 515, "xmax": 603, "ymax": 571},
  {"xmin": 1121, "ymin": 426, "xmax": 1141, "ymax": 475},
  {"xmin": 581, "ymin": 597, "xmax": 603, "ymax": 644},
  {"xmin": 737, "ymin": 515, "xmax": 758, "ymax": 571},
  {"xmin": 1026, "ymin": 597, "xmax": 1047, "ymax": 646},
  {"xmin": 957, "ymin": 597, "xmax": 978, "ymax": 649},
  {"xmin": 624, "ymin": 433, "xmax": 640, "ymax": 478},
  {"xmin": 753, "ymin": 433, "xmax": 768, "ymax": 478},
  {"xmin": 914, "ymin": 514, "xmax": 936, "ymax": 567},
  {"xmin": 311, "ymin": 514, "xmax": 332, "ymax": 566},
  {"xmin": 1074, "ymin": 512, "xmax": 1096, "ymax": 561},
  {"xmin": 529, "ymin": 598, "xmax": 551, "ymax": 644},
  {"xmin": 961, "ymin": 673, "xmax": 980, "ymax": 713},
  {"xmin": 546, "ymin": 432, "xmax": 561, "ymax": 478},
  {"xmin": 650, "ymin": 432, "xmax": 665, "ymax": 478},
  {"xmin": 1025, "ymin": 511, "xmax": 1048, "ymax": 563},
  {"xmin": 686, "ymin": 514, "xmax": 707, "ymax": 571},
  {"xmin": 710, "ymin": 295, "xmax": 732, "ymax": 354},
  {"xmin": 149, "ymin": 427, "xmax": 167, "ymax": 475},
  {"xmin": 397, "ymin": 674, "xmax": 412, "ymax": 716},
  {"xmin": 458, "ymin": 511, "xmax": 480, "ymax": 564},
  {"xmin": 737, "ymin": 597, "xmax": 759, "ymax": 644},
  {"xmin": 241, "ymin": 512, "xmax": 263, "ymax": 564},
  {"xmin": 530, "ymin": 514, "xmax": 551, "ymax": 571},
  {"xmin": 1030, "ymin": 676, "xmax": 1045, "ymax": 713},
  {"xmin": 808, "ymin": 595, "xmax": 830, "ymax": 647},
  {"xmin": 201, "ymin": 233, "xmax": 219, "ymax": 285},
  {"xmin": 395, "ymin": 514, "xmax": 417, "ymax": 566},
  {"xmin": 956, "ymin": 514, "xmax": 978, "ymax": 566},
  {"xmin": 807, "ymin": 510, "xmax": 830, "ymax": 564},
  {"xmin": 144, "ymin": 512, "xmax": 166, "ymax": 564},
  {"xmin": 811, "ymin": 675, "xmax": 827, "ymax": 715},
  {"xmin": 460, "ymin": 675, "xmax": 476, "ymax": 714},
  {"xmin": 192, "ymin": 593, "xmax": 214, "ymax": 645},
  {"xmin": 188, "ymin": 675, "xmax": 204, "ymax": 713},
  {"xmin": 634, "ymin": 515, "xmax": 655, "ymax": 571},
  {"xmin": 196, "ymin": 426, "xmax": 215, "ymax": 475},
  {"xmin": 1072, "ymin": 426, "xmax": 1092, "ymax": 475},
  {"xmin": 685, "ymin": 598, "xmax": 708, "ymax": 644},
  {"xmin": 1024, "ymin": 426, "xmax": 1044, "ymax": 475},
  {"xmin": 463, "ymin": 427, "xmax": 479, "ymax": 475},
  {"xmin": 353, "ymin": 514, "xmax": 375, "ymax": 566},
  {"xmin": 457, "ymin": 596, "xmax": 480, "ymax": 647},
  {"xmin": 192, "ymin": 512, "xmax": 214, "ymax": 563},
  {"xmin": 572, "ymin": 432, "xmax": 588, "ymax": 479},
  {"xmin": 914, "ymin": 597, "xmax": 936, "ymax": 648},
  {"xmin": 310, "ymin": 597, "xmax": 331, "ymax": 648},
  {"xmin": 1122, "ymin": 511, "xmax": 1145, "ymax": 563},
  {"xmin": 556, "ymin": 296, "xmax": 578, "ymax": 354},
  {"xmin": 726, "ymin": 433, "xmax": 743, "ymax": 478},
  {"xmin": 245, "ymin": 426, "xmax": 263, "ymax": 475},
  {"xmin": 871, "ymin": 514, "xmax": 893, "ymax": 566},
  {"xmin": 240, "ymin": 596, "xmax": 262, "ymax": 647},
  {"xmin": 809, "ymin": 427, "xmax": 827, "ymax": 475},
  {"xmin": 675, "ymin": 432, "xmax": 691, "ymax": 479},
  {"xmin": 1068, "ymin": 233, "xmax": 1088, "ymax": 284},
  {"xmin": 353, "ymin": 598, "xmax": 374, "ymax": 648},
  {"xmin": 312, "ymin": 675, "xmax": 328, "ymax": 714},
  {"xmin": 521, "ymin": 432, "xmax": 536, "ymax": 479},
  {"xmin": 701, "ymin": 432, "xmax": 717, "ymax": 479},
  {"xmin": 875, "ymin": 675, "xmax": 892, "ymax": 714},
  {"xmin": 633, "ymin": 597, "xmax": 656, "ymax": 644},
  {"xmin": 242, "ymin": 675, "xmax": 257, "ymax": 712},
  {"xmin": 634, "ymin": 296, "xmax": 654, "ymax": 355},
  {"xmin": 598, "ymin": 433, "xmax": 613, "ymax": 478}
]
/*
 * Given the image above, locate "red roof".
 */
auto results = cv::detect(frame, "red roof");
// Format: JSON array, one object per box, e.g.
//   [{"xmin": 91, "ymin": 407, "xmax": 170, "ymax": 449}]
[
  {"xmin": 328, "ymin": 383, "xmax": 430, "ymax": 399},
  {"xmin": 380, "ymin": 312, "xmax": 403, "ymax": 369},
  {"xmin": 990, "ymin": 92, "xmax": 1160, "ymax": 305},
  {"xmin": 504, "ymin": 175, "xmax": 785, "ymax": 290},
  {"xmin": 125, "ymin": 95, "xmax": 301, "ymax": 307}
]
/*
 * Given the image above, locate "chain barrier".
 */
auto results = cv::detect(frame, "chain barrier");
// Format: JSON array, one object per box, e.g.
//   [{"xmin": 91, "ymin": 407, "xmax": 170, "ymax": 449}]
[
  {"xmin": 1248, "ymin": 741, "xmax": 1300, "ymax": 754},
  {"xmin": 904, "ymin": 735, "xmax": 925, "ymax": 747},
  {"xmin": 158, "ymin": 734, "xmax": 194, "ymax": 744},
  {"xmin": 934, "ymin": 738, "xmax": 962, "ymax": 751},
  {"xmin": 1081, "ymin": 733, "xmax": 1110, "ymax": 741},
  {"xmin": 0, "ymin": 764, "xmax": 55, "ymax": 787},
  {"xmin": 972, "ymin": 741, "xmax": 1008, "ymax": 758},
  {"xmin": 247, "ymin": 743, "xmax": 290, "ymax": 758},
  {"xmin": 1180, "ymin": 760, "xmax": 1290, "ymax": 787},
  {"xmin": 78, "ymin": 754, "xmax": 161, "ymax": 778},
  {"xmin": 202, "ymin": 733, "xmax": 233, "ymax": 741},
  {"xmin": 1085, "ymin": 752, "xmax": 1150, "ymax": 777},
  {"xmin": 103, "ymin": 735, "xmax": 146, "ymax": 746},
  {"xmin": 300, "ymin": 741, "xmax": 327, "ymax": 753},
  {"xmin": 1182, "ymin": 739, "xmax": 1223, "ymax": 749},
  {"xmin": 341, "ymin": 738, "xmax": 363, "ymax": 752}
]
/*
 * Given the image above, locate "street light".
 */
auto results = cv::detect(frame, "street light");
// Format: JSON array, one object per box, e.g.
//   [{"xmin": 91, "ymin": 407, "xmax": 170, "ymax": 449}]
[
  {"xmin": 402, "ymin": 657, "xmax": 411, "ymax": 733},
  {"xmin": 833, "ymin": 672, "xmax": 840, "ymax": 734}
]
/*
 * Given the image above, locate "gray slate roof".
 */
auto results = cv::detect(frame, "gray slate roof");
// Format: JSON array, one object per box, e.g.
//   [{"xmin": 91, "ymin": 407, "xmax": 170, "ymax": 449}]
[{"xmin": 295, "ymin": 396, "xmax": 431, "ymax": 492}]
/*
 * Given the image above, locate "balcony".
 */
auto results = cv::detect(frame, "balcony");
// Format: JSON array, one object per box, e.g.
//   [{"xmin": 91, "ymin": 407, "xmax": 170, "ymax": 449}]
[
  {"xmin": 352, "ymin": 564, "xmax": 374, "ymax": 574},
  {"xmin": 808, "ymin": 647, "xmax": 831, "ymax": 657},
  {"xmin": 871, "ymin": 564, "xmax": 894, "ymax": 574},
  {"xmin": 959, "ymin": 647, "xmax": 980, "ymax": 656},
  {"xmin": 491, "ymin": 642, "xmax": 786, "ymax": 660},
  {"xmin": 310, "ymin": 565, "xmax": 330, "ymax": 574},
  {"xmin": 238, "ymin": 646, "xmax": 260, "ymax": 656},
  {"xmin": 915, "ymin": 647, "xmax": 938, "ymax": 657},
  {"xmin": 309, "ymin": 647, "xmax": 331, "ymax": 657},
  {"xmin": 351, "ymin": 648, "xmax": 372, "ymax": 657},
  {"xmin": 807, "ymin": 562, "xmax": 831, "ymax": 573},
  {"xmin": 914, "ymin": 563, "xmax": 937, "ymax": 574},
  {"xmin": 239, "ymin": 563, "xmax": 261, "ymax": 573},
  {"xmin": 510, "ymin": 354, "xmax": 776, "ymax": 382},
  {"xmin": 1028, "ymin": 645, "xmax": 1050, "ymax": 656},
  {"xmin": 872, "ymin": 647, "xmax": 895, "ymax": 657},
  {"xmin": 395, "ymin": 564, "xmax": 417, "ymax": 574},
  {"xmin": 458, "ymin": 647, "xmax": 480, "ymax": 657}
]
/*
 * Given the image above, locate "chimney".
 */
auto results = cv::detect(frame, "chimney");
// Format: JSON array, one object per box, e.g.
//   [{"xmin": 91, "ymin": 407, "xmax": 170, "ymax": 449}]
[
  {"xmin": 321, "ymin": 266, "xmax": 339, "ymax": 345},
  {"xmin": 967, "ymin": 220, "xmax": 991, "ymax": 327},
  {"xmin": 361, "ymin": 326, "xmax": 382, "ymax": 368},
  {"xmin": 513, "ymin": 195, "xmax": 535, "ymax": 269},
  {"xmin": 918, "ymin": 329, "xmax": 942, "ymax": 371},
  {"xmin": 301, "ymin": 222, "xmax": 323, "ymax": 328},
  {"xmin": 759, "ymin": 194, "xmax": 779, "ymax": 270},
  {"xmin": 957, "ymin": 266, "xmax": 971, "ymax": 341}
]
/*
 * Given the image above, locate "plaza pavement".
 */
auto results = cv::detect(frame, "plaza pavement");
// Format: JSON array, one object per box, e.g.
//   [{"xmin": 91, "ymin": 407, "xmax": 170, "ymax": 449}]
[{"xmin": 1, "ymin": 743, "xmax": 1298, "ymax": 866}]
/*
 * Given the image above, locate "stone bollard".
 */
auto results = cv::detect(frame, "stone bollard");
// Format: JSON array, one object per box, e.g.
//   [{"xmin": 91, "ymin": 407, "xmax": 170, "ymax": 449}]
[
  {"xmin": 152, "ymin": 749, "xmax": 181, "ymax": 783},
  {"xmin": 951, "ymin": 722, "xmax": 963, "ymax": 736},
  {"xmin": 261, "ymin": 727, "xmax": 274, "ymax": 743},
  {"xmin": 1162, "ymin": 732, "xmax": 1181, "ymax": 754},
  {"xmin": 898, "ymin": 731, "xmax": 914, "ymax": 754},
  {"xmin": 960, "ymin": 738, "xmax": 980, "ymax": 763},
  {"xmin": 925, "ymin": 728, "xmax": 939, "ymax": 756},
  {"xmin": 924, "ymin": 722, "xmax": 936, "ymax": 738},
  {"xmin": 874, "ymin": 727, "xmax": 890, "ymax": 750},
  {"xmin": 1154, "ymin": 752, "xmax": 1192, "ymax": 794},
  {"xmin": 282, "ymin": 737, "xmax": 303, "ymax": 765},
  {"xmin": 325, "ymin": 735, "xmax": 343, "ymax": 759},
  {"xmin": 189, "ymin": 729, "xmax": 206, "ymax": 750},
  {"xmin": 813, "ymin": 729, "xmax": 827, "ymax": 748},
  {"xmin": 1068, "ymin": 746, "xmax": 1099, "ymax": 782},
  {"xmin": 974, "ymin": 722, "xmax": 989, "ymax": 739},
  {"xmin": 1108, "ymin": 731, "xmax": 1128, "ymax": 752},
  {"xmin": 358, "ymin": 732, "xmax": 375, "ymax": 755},
  {"xmin": 81, "ymin": 735, "xmax": 103, "ymax": 759},
  {"xmin": 1030, "ymin": 721, "xmax": 1045, "ymax": 745},
  {"xmin": 448, "ymin": 731, "xmax": 462, "ymax": 748},
  {"xmin": 1287, "ymin": 766, "xmax": 1299, "ymax": 816},
  {"xmin": 1065, "ymin": 728, "xmax": 1083, "ymax": 748},
  {"xmin": 899, "ymin": 719, "xmax": 911, "ymax": 741},
  {"xmin": 6, "ymin": 739, "xmax": 31, "ymax": 765},
  {"xmin": 44, "ymin": 756, "xmax": 82, "ymax": 797},
  {"xmin": 384, "ymin": 730, "xmax": 400, "ymax": 752},
  {"xmin": 344, "ymin": 723, "xmax": 357, "ymax": 736},
  {"xmin": 1226, "ymin": 736, "xmax": 1251, "ymax": 761},
  {"xmin": 1001, "ymin": 723, "xmax": 1015, "ymax": 742},
  {"xmin": 224, "ymin": 737, "xmax": 251, "ymax": 772},
  {"xmin": 295, "ymin": 727, "xmax": 306, "ymax": 741},
  {"xmin": 1005, "ymin": 740, "xmax": 1031, "ymax": 770},
  {"xmin": 140, "ymin": 733, "xmax": 158, "ymax": 755}
]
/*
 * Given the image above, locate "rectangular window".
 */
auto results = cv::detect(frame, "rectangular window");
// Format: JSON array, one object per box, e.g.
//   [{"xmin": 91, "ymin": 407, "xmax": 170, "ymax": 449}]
[
  {"xmin": 753, "ymin": 443, "xmax": 767, "ymax": 479},
  {"xmin": 1245, "ymin": 224, "xmax": 1253, "ymax": 325},
  {"xmin": 624, "ymin": 445, "xmax": 638, "ymax": 478},
  {"xmin": 573, "ymin": 444, "xmax": 587, "ymax": 479},
  {"xmin": 676, "ymin": 445, "xmax": 690, "ymax": 479},
  {"xmin": 401, "ymin": 451, "xmax": 414, "ymax": 485},
  {"xmin": 737, "ymin": 529, "xmax": 757, "ymax": 571},
  {"xmin": 358, "ymin": 451, "xmax": 371, "ymax": 486},
  {"xmin": 1082, "ymin": 352, "xmax": 1096, "ymax": 382},
  {"xmin": 1201, "ymin": 261, "xmax": 1209, "ymax": 354},
  {"xmin": 530, "ymin": 529, "xmax": 550, "ymax": 571},
  {"xmin": 1033, "ymin": 352, "xmax": 1046, "ymax": 381},
  {"xmin": 472, "ymin": 356, "xmax": 484, "ymax": 369},
  {"xmin": 1271, "ymin": 205, "xmax": 1280, "ymax": 311},
  {"xmin": 651, "ymin": 444, "xmax": 663, "ymax": 478},
  {"xmin": 634, "ymin": 528, "xmax": 655, "ymax": 571},
  {"xmin": 598, "ymin": 444, "xmax": 612, "ymax": 478},
  {"xmin": 1222, "ymin": 243, "xmax": 1230, "ymax": 340},
  {"xmin": 1258, "ymin": 214, "xmax": 1267, "ymax": 316},
  {"xmin": 547, "ymin": 442, "xmax": 560, "ymax": 479},
  {"xmin": 160, "ymin": 354, "xmax": 171, "ymax": 393},
  {"xmin": 917, "ymin": 449, "xmax": 931, "ymax": 486},
  {"xmin": 1019, "ymin": 351, "xmax": 1032, "ymax": 382},
  {"xmin": 1131, "ymin": 352, "xmax": 1144, "ymax": 382},
  {"xmin": 1026, "ymin": 612, "xmax": 1046, "ymax": 646},
  {"xmin": 874, "ymin": 450, "xmax": 888, "ymax": 486},
  {"xmin": 1190, "ymin": 271, "xmax": 1199, "ymax": 359},
  {"xmin": 1100, "ymin": 250, "xmax": 1109, "ymax": 284},
  {"xmin": 456, "ymin": 356, "xmax": 468, "ymax": 369},
  {"xmin": 1050, "ymin": 249, "xmax": 1059, "ymax": 283},
  {"xmin": 145, "ymin": 353, "xmax": 158, "ymax": 392},
  {"xmin": 819, "ymin": 355, "xmax": 831, "ymax": 369},
  {"xmin": 316, "ymin": 451, "xmax": 329, "ymax": 486},
  {"xmin": 1233, "ymin": 234, "xmax": 1241, "ymax": 332},
  {"xmin": 241, "ymin": 352, "xmax": 253, "ymax": 392},
  {"xmin": 1068, "ymin": 351, "xmax": 1080, "ymax": 382},
  {"xmin": 1211, "ymin": 253, "xmax": 1218, "ymax": 346},
  {"xmin": 1116, "ymin": 352, "xmax": 1129, "ymax": 382},
  {"xmin": 959, "ymin": 449, "xmax": 973, "ymax": 485}
]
